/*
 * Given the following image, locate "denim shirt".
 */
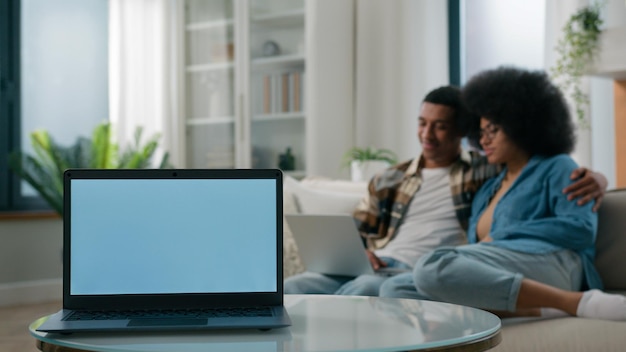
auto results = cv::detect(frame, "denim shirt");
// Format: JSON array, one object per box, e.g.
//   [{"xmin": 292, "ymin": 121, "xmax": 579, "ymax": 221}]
[{"xmin": 468, "ymin": 154, "xmax": 602, "ymax": 289}]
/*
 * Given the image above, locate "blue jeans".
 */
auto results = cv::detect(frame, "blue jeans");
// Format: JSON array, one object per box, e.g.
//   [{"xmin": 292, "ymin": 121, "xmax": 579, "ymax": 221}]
[
  {"xmin": 284, "ymin": 257, "xmax": 411, "ymax": 296},
  {"xmin": 379, "ymin": 244, "xmax": 582, "ymax": 312}
]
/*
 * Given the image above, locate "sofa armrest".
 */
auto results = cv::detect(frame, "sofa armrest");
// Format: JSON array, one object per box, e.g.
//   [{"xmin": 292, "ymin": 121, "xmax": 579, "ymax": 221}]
[{"xmin": 595, "ymin": 188, "xmax": 626, "ymax": 290}]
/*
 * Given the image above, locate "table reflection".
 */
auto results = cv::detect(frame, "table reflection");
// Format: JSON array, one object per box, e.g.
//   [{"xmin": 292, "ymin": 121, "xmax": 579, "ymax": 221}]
[
  {"xmin": 31, "ymin": 295, "xmax": 501, "ymax": 352},
  {"xmin": 369, "ymin": 296, "xmax": 500, "ymax": 345}
]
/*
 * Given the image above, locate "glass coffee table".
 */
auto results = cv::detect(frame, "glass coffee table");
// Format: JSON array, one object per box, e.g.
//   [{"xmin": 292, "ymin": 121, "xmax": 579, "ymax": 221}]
[{"xmin": 30, "ymin": 294, "xmax": 501, "ymax": 352}]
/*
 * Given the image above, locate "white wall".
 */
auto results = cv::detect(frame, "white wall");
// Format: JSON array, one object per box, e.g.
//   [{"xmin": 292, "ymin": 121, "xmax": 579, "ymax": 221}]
[
  {"xmin": 0, "ymin": 219, "xmax": 63, "ymax": 306},
  {"xmin": 603, "ymin": 0, "xmax": 626, "ymax": 29},
  {"xmin": 354, "ymin": 0, "xmax": 449, "ymax": 162},
  {"xmin": 591, "ymin": 77, "xmax": 616, "ymax": 189},
  {"xmin": 305, "ymin": 0, "xmax": 355, "ymax": 178}
]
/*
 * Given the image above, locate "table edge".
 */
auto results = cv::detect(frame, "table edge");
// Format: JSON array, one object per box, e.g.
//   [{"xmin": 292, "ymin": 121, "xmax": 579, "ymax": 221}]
[{"xmin": 409, "ymin": 329, "xmax": 502, "ymax": 352}]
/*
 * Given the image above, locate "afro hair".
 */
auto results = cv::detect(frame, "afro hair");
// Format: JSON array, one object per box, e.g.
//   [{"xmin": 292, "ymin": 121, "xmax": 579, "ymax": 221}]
[{"xmin": 462, "ymin": 66, "xmax": 576, "ymax": 156}]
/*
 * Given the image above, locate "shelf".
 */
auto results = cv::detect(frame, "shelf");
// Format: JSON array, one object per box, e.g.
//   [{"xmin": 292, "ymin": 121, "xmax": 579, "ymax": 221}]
[
  {"xmin": 251, "ymin": 54, "xmax": 305, "ymax": 70},
  {"xmin": 186, "ymin": 18, "xmax": 234, "ymax": 32},
  {"xmin": 186, "ymin": 116, "xmax": 235, "ymax": 126},
  {"xmin": 186, "ymin": 62, "xmax": 234, "ymax": 73},
  {"xmin": 187, "ymin": 113, "xmax": 304, "ymax": 126},
  {"xmin": 251, "ymin": 9, "xmax": 305, "ymax": 27},
  {"xmin": 252, "ymin": 112, "xmax": 305, "ymax": 122},
  {"xmin": 182, "ymin": 4, "xmax": 309, "ymax": 172}
]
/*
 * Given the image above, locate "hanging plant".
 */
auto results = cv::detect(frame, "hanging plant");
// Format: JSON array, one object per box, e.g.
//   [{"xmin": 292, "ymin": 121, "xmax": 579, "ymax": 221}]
[{"xmin": 550, "ymin": 2, "xmax": 604, "ymax": 128}]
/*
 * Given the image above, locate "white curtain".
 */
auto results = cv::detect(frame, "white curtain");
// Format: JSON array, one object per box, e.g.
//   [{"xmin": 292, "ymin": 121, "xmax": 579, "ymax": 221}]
[
  {"xmin": 354, "ymin": 0, "xmax": 449, "ymax": 161},
  {"xmin": 109, "ymin": 0, "xmax": 182, "ymax": 167}
]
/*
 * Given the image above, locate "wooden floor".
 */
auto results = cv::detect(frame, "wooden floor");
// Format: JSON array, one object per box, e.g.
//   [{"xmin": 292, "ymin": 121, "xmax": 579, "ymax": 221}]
[{"xmin": 0, "ymin": 300, "xmax": 61, "ymax": 352}]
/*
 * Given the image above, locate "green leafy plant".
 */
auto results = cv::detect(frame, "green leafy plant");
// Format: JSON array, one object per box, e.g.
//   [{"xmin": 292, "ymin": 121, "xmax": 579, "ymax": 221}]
[
  {"xmin": 8, "ymin": 122, "xmax": 173, "ymax": 215},
  {"xmin": 341, "ymin": 146, "xmax": 398, "ymax": 168},
  {"xmin": 550, "ymin": 2, "xmax": 604, "ymax": 128}
]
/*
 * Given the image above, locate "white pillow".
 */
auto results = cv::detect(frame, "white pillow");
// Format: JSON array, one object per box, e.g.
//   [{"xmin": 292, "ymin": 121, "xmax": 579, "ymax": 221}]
[
  {"xmin": 283, "ymin": 190, "xmax": 299, "ymax": 215},
  {"xmin": 284, "ymin": 176, "xmax": 366, "ymax": 214}
]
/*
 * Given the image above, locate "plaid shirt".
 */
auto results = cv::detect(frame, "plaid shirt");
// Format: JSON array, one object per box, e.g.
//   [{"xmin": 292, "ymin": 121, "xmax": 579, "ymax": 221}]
[{"xmin": 353, "ymin": 149, "xmax": 499, "ymax": 250}]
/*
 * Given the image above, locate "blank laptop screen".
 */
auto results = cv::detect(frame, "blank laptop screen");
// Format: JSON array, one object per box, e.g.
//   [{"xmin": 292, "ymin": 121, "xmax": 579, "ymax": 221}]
[{"xmin": 69, "ymin": 178, "xmax": 277, "ymax": 296}]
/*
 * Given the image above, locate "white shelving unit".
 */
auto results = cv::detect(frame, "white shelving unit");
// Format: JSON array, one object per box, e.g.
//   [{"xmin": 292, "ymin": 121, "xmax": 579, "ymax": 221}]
[
  {"xmin": 180, "ymin": 0, "xmax": 355, "ymax": 178},
  {"xmin": 182, "ymin": 0, "xmax": 306, "ymax": 173}
]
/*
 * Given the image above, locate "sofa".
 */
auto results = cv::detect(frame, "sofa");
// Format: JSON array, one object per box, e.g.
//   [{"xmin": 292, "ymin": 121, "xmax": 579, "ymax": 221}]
[{"xmin": 282, "ymin": 176, "xmax": 626, "ymax": 351}]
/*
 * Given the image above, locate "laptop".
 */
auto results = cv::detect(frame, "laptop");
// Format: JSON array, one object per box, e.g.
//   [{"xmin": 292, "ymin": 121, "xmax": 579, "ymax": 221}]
[
  {"xmin": 37, "ymin": 168, "xmax": 291, "ymax": 333},
  {"xmin": 285, "ymin": 214, "xmax": 409, "ymax": 277}
]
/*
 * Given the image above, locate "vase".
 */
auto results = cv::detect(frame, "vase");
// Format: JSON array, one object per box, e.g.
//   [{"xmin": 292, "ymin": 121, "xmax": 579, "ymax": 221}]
[{"xmin": 350, "ymin": 160, "xmax": 390, "ymax": 182}]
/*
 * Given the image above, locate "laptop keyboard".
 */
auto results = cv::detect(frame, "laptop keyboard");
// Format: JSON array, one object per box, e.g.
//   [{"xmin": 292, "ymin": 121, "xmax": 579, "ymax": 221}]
[{"xmin": 64, "ymin": 307, "xmax": 274, "ymax": 321}]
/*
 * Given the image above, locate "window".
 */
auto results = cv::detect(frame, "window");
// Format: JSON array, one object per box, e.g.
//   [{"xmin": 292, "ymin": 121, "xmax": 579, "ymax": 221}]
[
  {"xmin": 448, "ymin": 0, "xmax": 461, "ymax": 87},
  {"xmin": 0, "ymin": 0, "xmax": 20, "ymax": 211},
  {"xmin": 0, "ymin": 0, "xmax": 108, "ymax": 212},
  {"xmin": 459, "ymin": 0, "xmax": 546, "ymax": 83}
]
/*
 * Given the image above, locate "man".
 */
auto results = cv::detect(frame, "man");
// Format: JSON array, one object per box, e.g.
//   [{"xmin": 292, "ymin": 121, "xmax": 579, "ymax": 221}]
[{"xmin": 284, "ymin": 85, "xmax": 606, "ymax": 296}]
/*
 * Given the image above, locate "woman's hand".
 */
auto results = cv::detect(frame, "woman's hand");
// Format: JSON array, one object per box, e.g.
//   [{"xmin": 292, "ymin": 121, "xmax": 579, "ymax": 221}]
[{"xmin": 562, "ymin": 167, "xmax": 608, "ymax": 212}]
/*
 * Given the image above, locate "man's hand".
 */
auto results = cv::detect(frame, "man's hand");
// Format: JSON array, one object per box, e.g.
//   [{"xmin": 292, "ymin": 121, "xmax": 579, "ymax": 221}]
[
  {"xmin": 365, "ymin": 250, "xmax": 388, "ymax": 270},
  {"xmin": 562, "ymin": 167, "xmax": 608, "ymax": 212}
]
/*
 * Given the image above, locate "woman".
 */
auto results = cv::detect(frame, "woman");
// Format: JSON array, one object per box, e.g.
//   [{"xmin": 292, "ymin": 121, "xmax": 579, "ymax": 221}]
[{"xmin": 380, "ymin": 66, "xmax": 626, "ymax": 320}]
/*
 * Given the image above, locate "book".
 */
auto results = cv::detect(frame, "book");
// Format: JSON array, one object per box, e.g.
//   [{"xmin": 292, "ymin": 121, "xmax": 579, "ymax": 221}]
[
  {"xmin": 288, "ymin": 72, "xmax": 295, "ymax": 112},
  {"xmin": 300, "ymin": 71, "xmax": 305, "ymax": 112},
  {"xmin": 293, "ymin": 71, "xmax": 301, "ymax": 112},
  {"xmin": 282, "ymin": 73, "xmax": 289, "ymax": 113}
]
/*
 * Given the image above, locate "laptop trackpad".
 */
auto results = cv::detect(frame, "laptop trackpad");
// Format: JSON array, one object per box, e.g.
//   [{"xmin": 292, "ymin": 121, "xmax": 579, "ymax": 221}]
[{"xmin": 128, "ymin": 318, "xmax": 208, "ymax": 327}]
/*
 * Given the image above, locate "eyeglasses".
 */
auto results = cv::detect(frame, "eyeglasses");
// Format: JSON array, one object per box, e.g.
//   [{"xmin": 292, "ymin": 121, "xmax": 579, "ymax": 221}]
[{"xmin": 479, "ymin": 125, "xmax": 500, "ymax": 140}]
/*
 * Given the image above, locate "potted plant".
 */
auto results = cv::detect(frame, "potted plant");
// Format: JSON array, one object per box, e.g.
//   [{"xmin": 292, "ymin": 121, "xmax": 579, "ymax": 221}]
[
  {"xmin": 550, "ymin": 2, "xmax": 604, "ymax": 128},
  {"xmin": 341, "ymin": 146, "xmax": 398, "ymax": 182},
  {"xmin": 8, "ymin": 122, "xmax": 172, "ymax": 215}
]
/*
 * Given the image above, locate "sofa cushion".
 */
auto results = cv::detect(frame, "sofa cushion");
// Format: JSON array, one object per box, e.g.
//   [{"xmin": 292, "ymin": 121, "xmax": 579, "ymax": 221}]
[
  {"xmin": 495, "ymin": 316, "xmax": 626, "ymax": 351},
  {"xmin": 595, "ymin": 188, "xmax": 626, "ymax": 290},
  {"xmin": 300, "ymin": 176, "xmax": 369, "ymax": 195},
  {"xmin": 284, "ymin": 176, "xmax": 367, "ymax": 214}
]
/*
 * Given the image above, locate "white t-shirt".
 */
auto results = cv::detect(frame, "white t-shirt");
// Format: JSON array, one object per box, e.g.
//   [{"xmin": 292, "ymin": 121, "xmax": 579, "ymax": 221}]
[{"xmin": 374, "ymin": 167, "xmax": 465, "ymax": 267}]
